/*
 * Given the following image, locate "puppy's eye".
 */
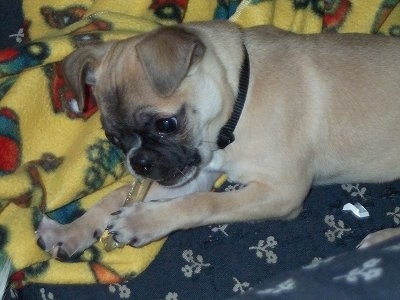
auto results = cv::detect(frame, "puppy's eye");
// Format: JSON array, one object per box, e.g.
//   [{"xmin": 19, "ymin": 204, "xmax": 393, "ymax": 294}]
[{"xmin": 156, "ymin": 117, "xmax": 178, "ymax": 134}]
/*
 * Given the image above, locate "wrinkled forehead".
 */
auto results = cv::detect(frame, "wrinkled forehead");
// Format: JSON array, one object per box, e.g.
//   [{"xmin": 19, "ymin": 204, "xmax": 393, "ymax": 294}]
[
  {"xmin": 94, "ymin": 42, "xmax": 150, "ymax": 104},
  {"xmin": 93, "ymin": 40, "xmax": 188, "ymax": 117}
]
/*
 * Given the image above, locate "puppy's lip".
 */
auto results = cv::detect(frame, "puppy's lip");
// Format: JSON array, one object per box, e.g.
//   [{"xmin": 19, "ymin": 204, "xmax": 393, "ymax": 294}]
[{"xmin": 158, "ymin": 165, "xmax": 199, "ymax": 187}]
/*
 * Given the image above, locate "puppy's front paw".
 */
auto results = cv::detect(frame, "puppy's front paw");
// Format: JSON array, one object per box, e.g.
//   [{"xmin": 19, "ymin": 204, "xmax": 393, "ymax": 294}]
[
  {"xmin": 36, "ymin": 214, "xmax": 101, "ymax": 260},
  {"xmin": 107, "ymin": 202, "xmax": 170, "ymax": 248}
]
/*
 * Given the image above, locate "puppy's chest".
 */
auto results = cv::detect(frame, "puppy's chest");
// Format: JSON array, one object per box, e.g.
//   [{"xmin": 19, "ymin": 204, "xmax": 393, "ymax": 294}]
[
  {"xmin": 204, "ymin": 149, "xmax": 243, "ymax": 181},
  {"xmin": 204, "ymin": 150, "xmax": 225, "ymax": 172}
]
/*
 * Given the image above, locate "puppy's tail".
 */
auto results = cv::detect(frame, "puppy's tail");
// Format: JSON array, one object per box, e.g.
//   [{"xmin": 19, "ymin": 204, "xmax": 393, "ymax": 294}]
[{"xmin": 0, "ymin": 257, "xmax": 11, "ymax": 299}]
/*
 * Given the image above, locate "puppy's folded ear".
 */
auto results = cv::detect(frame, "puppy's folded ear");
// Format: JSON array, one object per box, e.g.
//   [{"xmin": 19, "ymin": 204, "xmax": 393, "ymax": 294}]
[
  {"xmin": 62, "ymin": 44, "xmax": 111, "ymax": 114},
  {"xmin": 135, "ymin": 27, "xmax": 205, "ymax": 97}
]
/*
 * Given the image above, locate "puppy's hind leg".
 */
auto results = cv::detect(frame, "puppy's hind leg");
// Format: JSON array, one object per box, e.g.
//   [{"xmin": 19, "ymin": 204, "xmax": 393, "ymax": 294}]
[{"xmin": 357, "ymin": 228, "xmax": 400, "ymax": 250}]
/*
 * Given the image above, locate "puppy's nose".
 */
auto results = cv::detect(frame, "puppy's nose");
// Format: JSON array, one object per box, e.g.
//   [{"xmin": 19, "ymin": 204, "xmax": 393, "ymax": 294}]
[{"xmin": 130, "ymin": 154, "xmax": 154, "ymax": 176}]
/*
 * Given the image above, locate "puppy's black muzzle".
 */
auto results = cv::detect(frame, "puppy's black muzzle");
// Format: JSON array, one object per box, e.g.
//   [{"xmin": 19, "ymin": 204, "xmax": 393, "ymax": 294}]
[{"xmin": 126, "ymin": 135, "xmax": 201, "ymax": 186}]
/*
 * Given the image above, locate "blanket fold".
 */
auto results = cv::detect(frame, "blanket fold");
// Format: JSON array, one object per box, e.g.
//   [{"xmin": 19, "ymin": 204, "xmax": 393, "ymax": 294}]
[{"xmin": 0, "ymin": 0, "xmax": 399, "ymax": 288}]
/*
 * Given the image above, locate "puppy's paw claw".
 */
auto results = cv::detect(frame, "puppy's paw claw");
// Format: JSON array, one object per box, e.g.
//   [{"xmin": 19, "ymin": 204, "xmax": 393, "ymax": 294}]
[
  {"xmin": 106, "ymin": 202, "xmax": 172, "ymax": 248},
  {"xmin": 54, "ymin": 244, "xmax": 82, "ymax": 261},
  {"xmin": 36, "ymin": 236, "xmax": 47, "ymax": 251},
  {"xmin": 36, "ymin": 214, "xmax": 97, "ymax": 260}
]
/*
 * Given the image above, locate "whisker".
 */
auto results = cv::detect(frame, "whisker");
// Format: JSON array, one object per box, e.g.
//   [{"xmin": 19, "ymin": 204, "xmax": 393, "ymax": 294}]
[
  {"xmin": 174, "ymin": 167, "xmax": 201, "ymax": 191},
  {"xmin": 174, "ymin": 167, "xmax": 187, "ymax": 179},
  {"xmin": 201, "ymin": 140, "xmax": 216, "ymax": 144}
]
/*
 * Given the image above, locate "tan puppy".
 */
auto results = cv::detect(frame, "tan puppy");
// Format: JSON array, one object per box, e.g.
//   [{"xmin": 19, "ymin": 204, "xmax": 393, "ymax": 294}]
[{"xmin": 36, "ymin": 21, "xmax": 400, "ymax": 260}]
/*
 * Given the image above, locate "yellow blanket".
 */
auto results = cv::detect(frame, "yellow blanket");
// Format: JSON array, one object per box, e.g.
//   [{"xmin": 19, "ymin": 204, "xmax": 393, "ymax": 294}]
[{"xmin": 0, "ymin": 0, "xmax": 399, "ymax": 287}]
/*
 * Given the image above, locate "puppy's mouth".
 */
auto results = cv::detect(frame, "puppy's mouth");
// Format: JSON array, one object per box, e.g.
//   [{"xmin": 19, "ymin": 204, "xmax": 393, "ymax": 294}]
[
  {"xmin": 157, "ymin": 164, "xmax": 199, "ymax": 187},
  {"xmin": 127, "ymin": 148, "xmax": 202, "ymax": 188}
]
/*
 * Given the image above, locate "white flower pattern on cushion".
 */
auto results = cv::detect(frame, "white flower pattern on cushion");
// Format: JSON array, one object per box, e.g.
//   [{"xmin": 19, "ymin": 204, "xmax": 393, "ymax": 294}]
[
  {"xmin": 210, "ymin": 224, "xmax": 229, "ymax": 236},
  {"xmin": 181, "ymin": 250, "xmax": 210, "ymax": 278},
  {"xmin": 341, "ymin": 183, "xmax": 367, "ymax": 201},
  {"xmin": 39, "ymin": 288, "xmax": 54, "ymax": 300},
  {"xmin": 324, "ymin": 215, "xmax": 351, "ymax": 242},
  {"xmin": 333, "ymin": 258, "xmax": 383, "ymax": 283},
  {"xmin": 232, "ymin": 277, "xmax": 251, "ymax": 295},
  {"xmin": 165, "ymin": 292, "xmax": 179, "ymax": 300},
  {"xmin": 249, "ymin": 236, "xmax": 278, "ymax": 264},
  {"xmin": 302, "ymin": 256, "xmax": 335, "ymax": 270},
  {"xmin": 256, "ymin": 278, "xmax": 296, "ymax": 296},
  {"xmin": 108, "ymin": 283, "xmax": 131, "ymax": 298},
  {"xmin": 387, "ymin": 206, "xmax": 400, "ymax": 225}
]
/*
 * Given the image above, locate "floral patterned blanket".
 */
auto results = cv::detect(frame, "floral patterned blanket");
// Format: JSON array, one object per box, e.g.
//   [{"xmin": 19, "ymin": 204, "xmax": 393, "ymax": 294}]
[{"xmin": 1, "ymin": 0, "xmax": 400, "ymax": 299}]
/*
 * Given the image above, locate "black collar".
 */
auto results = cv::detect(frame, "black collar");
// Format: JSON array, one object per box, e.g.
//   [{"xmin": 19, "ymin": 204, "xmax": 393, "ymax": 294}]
[{"xmin": 217, "ymin": 45, "xmax": 250, "ymax": 149}]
